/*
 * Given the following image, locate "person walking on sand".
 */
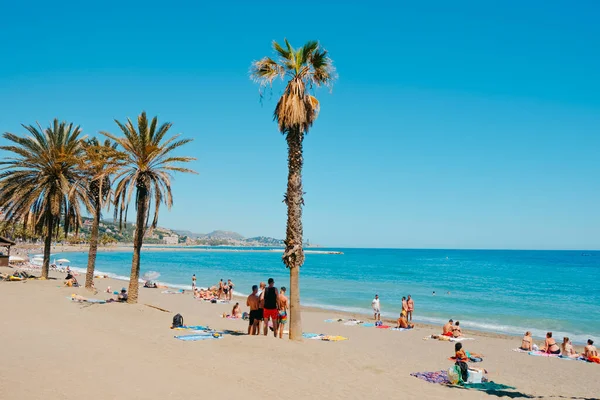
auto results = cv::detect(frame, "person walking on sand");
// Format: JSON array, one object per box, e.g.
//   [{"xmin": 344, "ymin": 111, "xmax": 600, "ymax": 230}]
[
  {"xmin": 192, "ymin": 274, "xmax": 196, "ymax": 290},
  {"xmin": 407, "ymin": 295, "xmax": 414, "ymax": 321},
  {"xmin": 246, "ymin": 285, "xmax": 261, "ymax": 335},
  {"xmin": 262, "ymin": 278, "xmax": 279, "ymax": 337},
  {"xmin": 277, "ymin": 287, "xmax": 288, "ymax": 339},
  {"xmin": 371, "ymin": 294, "xmax": 380, "ymax": 321}
]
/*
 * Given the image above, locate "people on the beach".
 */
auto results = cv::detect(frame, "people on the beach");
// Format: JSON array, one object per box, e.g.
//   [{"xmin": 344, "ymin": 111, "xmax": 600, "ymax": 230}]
[
  {"xmin": 257, "ymin": 282, "xmax": 266, "ymax": 333},
  {"xmin": 442, "ymin": 319, "xmax": 454, "ymax": 336},
  {"xmin": 396, "ymin": 311, "xmax": 414, "ymax": 329},
  {"xmin": 541, "ymin": 332, "xmax": 560, "ymax": 354},
  {"xmin": 520, "ymin": 331, "xmax": 533, "ymax": 351},
  {"xmin": 192, "ymin": 274, "xmax": 196, "ymax": 290},
  {"xmin": 561, "ymin": 337, "xmax": 579, "ymax": 358},
  {"xmin": 371, "ymin": 294, "xmax": 380, "ymax": 321},
  {"xmin": 117, "ymin": 288, "xmax": 128, "ymax": 302},
  {"xmin": 583, "ymin": 339, "xmax": 598, "ymax": 361},
  {"xmin": 227, "ymin": 279, "xmax": 234, "ymax": 301},
  {"xmin": 277, "ymin": 287, "xmax": 288, "ymax": 339},
  {"xmin": 453, "ymin": 321, "xmax": 462, "ymax": 338},
  {"xmin": 246, "ymin": 285, "xmax": 260, "ymax": 335},
  {"xmin": 407, "ymin": 295, "xmax": 414, "ymax": 321},
  {"xmin": 218, "ymin": 279, "xmax": 225, "ymax": 299},
  {"xmin": 64, "ymin": 271, "xmax": 79, "ymax": 287},
  {"xmin": 454, "ymin": 342, "xmax": 483, "ymax": 362},
  {"xmin": 401, "ymin": 296, "xmax": 408, "ymax": 315},
  {"xmin": 262, "ymin": 278, "xmax": 279, "ymax": 337},
  {"xmin": 231, "ymin": 302, "xmax": 242, "ymax": 318}
]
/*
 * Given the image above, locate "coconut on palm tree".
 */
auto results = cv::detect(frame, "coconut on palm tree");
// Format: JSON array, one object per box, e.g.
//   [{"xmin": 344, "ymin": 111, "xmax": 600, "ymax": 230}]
[
  {"xmin": 102, "ymin": 111, "xmax": 196, "ymax": 303},
  {"xmin": 0, "ymin": 120, "xmax": 90, "ymax": 278},
  {"xmin": 81, "ymin": 138, "xmax": 123, "ymax": 289},
  {"xmin": 250, "ymin": 39, "xmax": 336, "ymax": 340}
]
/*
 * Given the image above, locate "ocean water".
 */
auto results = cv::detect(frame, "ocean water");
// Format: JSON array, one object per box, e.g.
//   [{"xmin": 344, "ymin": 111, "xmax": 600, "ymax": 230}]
[{"xmin": 53, "ymin": 248, "xmax": 599, "ymax": 344}]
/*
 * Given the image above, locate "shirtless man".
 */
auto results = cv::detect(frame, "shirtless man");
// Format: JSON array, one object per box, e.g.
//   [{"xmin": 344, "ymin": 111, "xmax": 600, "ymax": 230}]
[
  {"xmin": 584, "ymin": 339, "xmax": 598, "ymax": 359},
  {"xmin": 396, "ymin": 312, "xmax": 414, "ymax": 329},
  {"xmin": 442, "ymin": 319, "xmax": 454, "ymax": 336},
  {"xmin": 262, "ymin": 278, "xmax": 280, "ymax": 337},
  {"xmin": 277, "ymin": 287, "xmax": 288, "ymax": 339},
  {"xmin": 407, "ymin": 295, "xmax": 414, "ymax": 321},
  {"xmin": 246, "ymin": 285, "xmax": 260, "ymax": 335},
  {"xmin": 257, "ymin": 282, "xmax": 266, "ymax": 334},
  {"xmin": 371, "ymin": 294, "xmax": 380, "ymax": 321}
]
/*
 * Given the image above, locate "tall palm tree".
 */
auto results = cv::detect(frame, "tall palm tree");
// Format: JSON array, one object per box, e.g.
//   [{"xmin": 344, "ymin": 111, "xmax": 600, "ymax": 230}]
[
  {"xmin": 102, "ymin": 111, "xmax": 196, "ymax": 303},
  {"xmin": 0, "ymin": 120, "xmax": 90, "ymax": 278},
  {"xmin": 250, "ymin": 39, "xmax": 336, "ymax": 340},
  {"xmin": 81, "ymin": 138, "xmax": 123, "ymax": 289}
]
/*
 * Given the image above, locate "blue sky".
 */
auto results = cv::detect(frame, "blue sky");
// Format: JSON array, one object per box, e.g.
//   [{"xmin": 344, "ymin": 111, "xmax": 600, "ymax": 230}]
[{"xmin": 1, "ymin": 0, "xmax": 599, "ymax": 249}]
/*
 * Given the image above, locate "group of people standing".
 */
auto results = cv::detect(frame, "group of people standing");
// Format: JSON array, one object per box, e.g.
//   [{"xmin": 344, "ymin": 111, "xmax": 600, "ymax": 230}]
[
  {"xmin": 246, "ymin": 278, "xmax": 288, "ymax": 338},
  {"xmin": 191, "ymin": 274, "xmax": 235, "ymax": 301},
  {"xmin": 371, "ymin": 294, "xmax": 415, "ymax": 329}
]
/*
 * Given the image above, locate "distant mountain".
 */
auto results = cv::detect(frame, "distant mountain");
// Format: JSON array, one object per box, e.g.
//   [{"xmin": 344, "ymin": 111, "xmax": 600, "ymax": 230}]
[
  {"xmin": 172, "ymin": 229, "xmax": 205, "ymax": 239},
  {"xmin": 204, "ymin": 230, "xmax": 245, "ymax": 241}
]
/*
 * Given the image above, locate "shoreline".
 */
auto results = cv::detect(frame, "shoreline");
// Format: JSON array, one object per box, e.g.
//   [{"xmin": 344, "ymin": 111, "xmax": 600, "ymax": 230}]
[{"xmin": 1, "ymin": 265, "xmax": 598, "ymax": 399}]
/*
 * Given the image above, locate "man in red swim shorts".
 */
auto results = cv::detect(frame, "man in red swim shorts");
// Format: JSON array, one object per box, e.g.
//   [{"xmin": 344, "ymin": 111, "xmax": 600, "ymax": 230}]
[{"xmin": 262, "ymin": 278, "xmax": 280, "ymax": 337}]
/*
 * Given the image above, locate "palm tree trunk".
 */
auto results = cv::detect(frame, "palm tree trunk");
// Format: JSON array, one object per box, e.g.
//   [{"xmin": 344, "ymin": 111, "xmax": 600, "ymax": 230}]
[
  {"xmin": 128, "ymin": 186, "xmax": 148, "ymax": 303},
  {"xmin": 42, "ymin": 211, "xmax": 54, "ymax": 279},
  {"xmin": 283, "ymin": 131, "xmax": 306, "ymax": 341},
  {"xmin": 85, "ymin": 200, "xmax": 101, "ymax": 289}
]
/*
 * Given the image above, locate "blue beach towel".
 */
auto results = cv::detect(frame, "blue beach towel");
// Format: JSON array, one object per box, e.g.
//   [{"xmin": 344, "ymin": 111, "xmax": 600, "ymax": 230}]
[
  {"xmin": 174, "ymin": 334, "xmax": 222, "ymax": 341},
  {"xmin": 362, "ymin": 323, "xmax": 375, "ymax": 327},
  {"xmin": 302, "ymin": 333, "xmax": 320, "ymax": 339}
]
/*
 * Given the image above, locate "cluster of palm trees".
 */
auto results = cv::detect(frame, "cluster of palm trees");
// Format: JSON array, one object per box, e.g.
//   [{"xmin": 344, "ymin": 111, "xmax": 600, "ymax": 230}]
[
  {"xmin": 0, "ymin": 39, "xmax": 334, "ymax": 340},
  {"xmin": 0, "ymin": 112, "xmax": 196, "ymax": 303}
]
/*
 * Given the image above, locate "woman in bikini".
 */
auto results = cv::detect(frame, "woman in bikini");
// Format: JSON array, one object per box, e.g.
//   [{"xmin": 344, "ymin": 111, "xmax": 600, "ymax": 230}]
[
  {"xmin": 541, "ymin": 332, "xmax": 560, "ymax": 354},
  {"xmin": 561, "ymin": 337, "xmax": 579, "ymax": 358},
  {"xmin": 520, "ymin": 331, "xmax": 533, "ymax": 351}
]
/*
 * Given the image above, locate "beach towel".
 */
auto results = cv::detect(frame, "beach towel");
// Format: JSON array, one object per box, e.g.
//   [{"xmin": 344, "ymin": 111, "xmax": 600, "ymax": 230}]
[
  {"xmin": 362, "ymin": 323, "xmax": 375, "ymax": 327},
  {"xmin": 449, "ymin": 337, "xmax": 474, "ymax": 342},
  {"xmin": 376, "ymin": 325, "xmax": 391, "ymax": 329},
  {"xmin": 161, "ymin": 290, "xmax": 184, "ymax": 294},
  {"xmin": 67, "ymin": 296, "xmax": 106, "ymax": 304},
  {"xmin": 463, "ymin": 382, "xmax": 516, "ymax": 391},
  {"xmin": 302, "ymin": 333, "xmax": 348, "ymax": 341},
  {"xmin": 173, "ymin": 325, "xmax": 211, "ymax": 331},
  {"xmin": 343, "ymin": 320, "xmax": 363, "ymax": 326},
  {"xmin": 410, "ymin": 370, "xmax": 450, "ymax": 385},
  {"xmin": 512, "ymin": 348, "xmax": 529, "ymax": 353},
  {"xmin": 323, "ymin": 319, "xmax": 336, "ymax": 323},
  {"xmin": 391, "ymin": 327, "xmax": 410, "ymax": 331},
  {"xmin": 174, "ymin": 334, "xmax": 222, "ymax": 341},
  {"xmin": 528, "ymin": 351, "xmax": 559, "ymax": 357}
]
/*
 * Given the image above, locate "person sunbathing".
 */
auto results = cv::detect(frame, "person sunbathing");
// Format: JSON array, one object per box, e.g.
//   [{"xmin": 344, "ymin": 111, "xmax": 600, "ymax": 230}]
[
  {"xmin": 561, "ymin": 337, "xmax": 579, "ymax": 358},
  {"xmin": 396, "ymin": 311, "xmax": 414, "ymax": 329},
  {"xmin": 540, "ymin": 332, "xmax": 560, "ymax": 354},
  {"xmin": 442, "ymin": 319, "xmax": 454, "ymax": 336},
  {"xmin": 64, "ymin": 272, "xmax": 79, "ymax": 287},
  {"xmin": 454, "ymin": 342, "xmax": 483, "ymax": 362},
  {"xmin": 520, "ymin": 331, "xmax": 533, "ymax": 351},
  {"xmin": 232, "ymin": 302, "xmax": 242, "ymax": 318},
  {"xmin": 583, "ymin": 339, "xmax": 599, "ymax": 362},
  {"xmin": 452, "ymin": 321, "xmax": 463, "ymax": 338}
]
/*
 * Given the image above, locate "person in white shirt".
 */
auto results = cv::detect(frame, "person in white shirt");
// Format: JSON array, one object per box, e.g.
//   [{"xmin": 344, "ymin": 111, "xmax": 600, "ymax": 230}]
[{"xmin": 371, "ymin": 294, "xmax": 381, "ymax": 321}]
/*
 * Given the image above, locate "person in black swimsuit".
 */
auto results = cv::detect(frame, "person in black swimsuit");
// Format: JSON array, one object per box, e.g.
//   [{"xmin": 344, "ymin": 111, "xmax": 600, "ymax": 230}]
[{"xmin": 227, "ymin": 279, "xmax": 234, "ymax": 301}]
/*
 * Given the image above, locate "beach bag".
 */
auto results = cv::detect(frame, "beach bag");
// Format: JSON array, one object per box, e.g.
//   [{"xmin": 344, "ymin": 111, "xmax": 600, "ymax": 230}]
[
  {"xmin": 455, "ymin": 361, "xmax": 468, "ymax": 383},
  {"xmin": 375, "ymin": 321, "xmax": 382, "ymax": 327},
  {"xmin": 172, "ymin": 313, "xmax": 184, "ymax": 328},
  {"xmin": 447, "ymin": 365, "xmax": 461, "ymax": 385}
]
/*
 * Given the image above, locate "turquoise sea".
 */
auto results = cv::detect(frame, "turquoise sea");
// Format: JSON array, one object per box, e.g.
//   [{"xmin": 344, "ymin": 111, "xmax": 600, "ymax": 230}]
[{"xmin": 55, "ymin": 248, "xmax": 599, "ymax": 344}]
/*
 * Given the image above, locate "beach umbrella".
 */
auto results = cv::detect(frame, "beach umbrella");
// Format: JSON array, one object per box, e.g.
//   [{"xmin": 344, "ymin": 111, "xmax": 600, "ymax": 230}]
[
  {"xmin": 56, "ymin": 258, "xmax": 70, "ymax": 263},
  {"xmin": 9, "ymin": 256, "xmax": 25, "ymax": 263}
]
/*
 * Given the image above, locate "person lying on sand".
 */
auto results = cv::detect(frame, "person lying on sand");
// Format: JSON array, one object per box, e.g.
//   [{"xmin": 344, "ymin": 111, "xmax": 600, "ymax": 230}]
[
  {"xmin": 561, "ymin": 337, "xmax": 579, "ymax": 358},
  {"xmin": 396, "ymin": 311, "xmax": 414, "ymax": 329},
  {"xmin": 454, "ymin": 342, "xmax": 483, "ymax": 362},
  {"xmin": 520, "ymin": 331, "xmax": 533, "ymax": 351},
  {"xmin": 452, "ymin": 321, "xmax": 463, "ymax": 338},
  {"xmin": 442, "ymin": 319, "xmax": 454, "ymax": 336},
  {"xmin": 540, "ymin": 332, "xmax": 560, "ymax": 354}
]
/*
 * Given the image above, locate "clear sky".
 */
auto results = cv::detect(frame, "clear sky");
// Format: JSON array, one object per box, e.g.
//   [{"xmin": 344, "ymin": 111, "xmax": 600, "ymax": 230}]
[{"xmin": 1, "ymin": 0, "xmax": 599, "ymax": 249}]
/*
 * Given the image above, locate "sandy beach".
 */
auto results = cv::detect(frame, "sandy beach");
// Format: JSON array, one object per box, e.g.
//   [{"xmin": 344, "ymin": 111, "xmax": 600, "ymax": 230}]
[{"xmin": 1, "ymin": 266, "xmax": 598, "ymax": 400}]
